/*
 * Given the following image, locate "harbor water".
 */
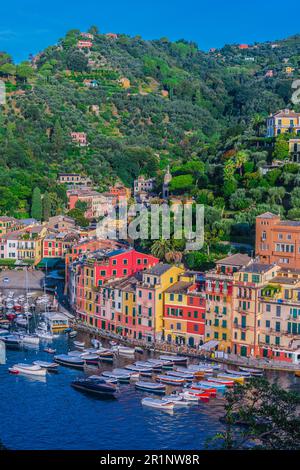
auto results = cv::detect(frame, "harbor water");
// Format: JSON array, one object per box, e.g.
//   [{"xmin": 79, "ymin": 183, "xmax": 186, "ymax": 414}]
[{"xmin": 0, "ymin": 333, "xmax": 299, "ymax": 450}]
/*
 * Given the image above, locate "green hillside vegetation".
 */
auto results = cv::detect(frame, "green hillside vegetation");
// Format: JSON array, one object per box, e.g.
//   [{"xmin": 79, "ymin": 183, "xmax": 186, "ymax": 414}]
[{"xmin": 0, "ymin": 28, "xmax": 300, "ymax": 265}]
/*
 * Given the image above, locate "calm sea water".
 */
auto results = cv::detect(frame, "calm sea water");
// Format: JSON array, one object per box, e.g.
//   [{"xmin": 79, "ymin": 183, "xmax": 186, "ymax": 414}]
[{"xmin": 0, "ymin": 334, "xmax": 299, "ymax": 450}]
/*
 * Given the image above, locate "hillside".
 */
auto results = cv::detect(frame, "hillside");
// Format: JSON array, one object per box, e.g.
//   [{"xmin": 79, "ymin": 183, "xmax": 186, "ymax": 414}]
[{"xmin": 0, "ymin": 28, "xmax": 300, "ymax": 257}]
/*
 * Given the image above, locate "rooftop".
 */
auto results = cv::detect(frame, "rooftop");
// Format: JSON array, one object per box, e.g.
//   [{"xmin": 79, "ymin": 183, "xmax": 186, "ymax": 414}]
[
  {"xmin": 144, "ymin": 263, "xmax": 172, "ymax": 276},
  {"xmin": 256, "ymin": 212, "xmax": 279, "ymax": 219},
  {"xmin": 216, "ymin": 253, "xmax": 251, "ymax": 267},
  {"xmin": 243, "ymin": 263, "xmax": 276, "ymax": 274},
  {"xmin": 165, "ymin": 281, "xmax": 194, "ymax": 294}
]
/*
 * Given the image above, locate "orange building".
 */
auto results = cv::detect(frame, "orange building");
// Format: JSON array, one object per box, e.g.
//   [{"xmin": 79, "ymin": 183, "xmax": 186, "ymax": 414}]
[{"xmin": 256, "ymin": 212, "xmax": 300, "ymax": 268}]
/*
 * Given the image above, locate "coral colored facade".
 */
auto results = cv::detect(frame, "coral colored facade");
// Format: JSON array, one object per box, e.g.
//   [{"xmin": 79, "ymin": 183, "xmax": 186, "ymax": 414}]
[{"xmin": 256, "ymin": 212, "xmax": 300, "ymax": 268}]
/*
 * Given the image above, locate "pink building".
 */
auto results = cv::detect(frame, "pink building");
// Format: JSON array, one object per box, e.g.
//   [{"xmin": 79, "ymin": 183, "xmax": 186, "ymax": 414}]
[
  {"xmin": 70, "ymin": 132, "xmax": 87, "ymax": 146},
  {"xmin": 77, "ymin": 40, "xmax": 93, "ymax": 49}
]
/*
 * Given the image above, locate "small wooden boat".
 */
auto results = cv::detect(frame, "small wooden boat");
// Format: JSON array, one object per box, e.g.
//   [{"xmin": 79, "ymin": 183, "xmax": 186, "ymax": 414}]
[
  {"xmin": 187, "ymin": 365, "xmax": 213, "ymax": 374},
  {"xmin": 113, "ymin": 368, "xmax": 140, "ymax": 380},
  {"xmin": 117, "ymin": 346, "xmax": 135, "ymax": 356},
  {"xmin": 81, "ymin": 353, "xmax": 100, "ymax": 365},
  {"xmin": 217, "ymin": 373, "xmax": 245, "ymax": 384},
  {"xmin": 11, "ymin": 363, "xmax": 47, "ymax": 377},
  {"xmin": 135, "ymin": 381, "xmax": 166, "ymax": 394},
  {"xmin": 159, "ymin": 355, "xmax": 188, "ymax": 365},
  {"xmin": 125, "ymin": 364, "xmax": 152, "ymax": 376},
  {"xmin": 190, "ymin": 383, "xmax": 217, "ymax": 396},
  {"xmin": 162, "ymin": 395, "xmax": 190, "ymax": 406},
  {"xmin": 195, "ymin": 380, "xmax": 226, "ymax": 392},
  {"xmin": 156, "ymin": 375, "xmax": 185, "ymax": 386},
  {"xmin": 44, "ymin": 348, "xmax": 56, "ymax": 354},
  {"xmin": 166, "ymin": 370, "xmax": 194, "ymax": 381},
  {"xmin": 207, "ymin": 377, "xmax": 234, "ymax": 387},
  {"xmin": 141, "ymin": 397, "xmax": 174, "ymax": 410},
  {"xmin": 180, "ymin": 390, "xmax": 210, "ymax": 403},
  {"xmin": 226, "ymin": 369, "xmax": 251, "ymax": 377},
  {"xmin": 71, "ymin": 377, "xmax": 117, "ymax": 397},
  {"xmin": 101, "ymin": 371, "xmax": 131, "ymax": 383},
  {"xmin": 73, "ymin": 341, "xmax": 85, "ymax": 349},
  {"xmin": 33, "ymin": 361, "xmax": 59, "ymax": 372},
  {"xmin": 179, "ymin": 391, "xmax": 200, "ymax": 402},
  {"xmin": 239, "ymin": 366, "xmax": 264, "ymax": 376},
  {"xmin": 54, "ymin": 354, "xmax": 85, "ymax": 369}
]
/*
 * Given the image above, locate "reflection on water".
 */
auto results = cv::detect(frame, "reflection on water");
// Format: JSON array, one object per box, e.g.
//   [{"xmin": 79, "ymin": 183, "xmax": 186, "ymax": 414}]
[{"xmin": 0, "ymin": 334, "xmax": 299, "ymax": 450}]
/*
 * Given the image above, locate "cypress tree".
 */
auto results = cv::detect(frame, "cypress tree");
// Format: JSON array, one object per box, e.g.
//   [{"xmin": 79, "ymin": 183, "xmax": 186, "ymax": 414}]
[
  {"xmin": 42, "ymin": 191, "xmax": 51, "ymax": 221},
  {"xmin": 31, "ymin": 187, "xmax": 42, "ymax": 221}
]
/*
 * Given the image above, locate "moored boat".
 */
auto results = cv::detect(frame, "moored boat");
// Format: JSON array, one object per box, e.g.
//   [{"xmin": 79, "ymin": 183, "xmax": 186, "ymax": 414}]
[
  {"xmin": 71, "ymin": 377, "xmax": 117, "ymax": 397},
  {"xmin": 206, "ymin": 377, "xmax": 234, "ymax": 387},
  {"xmin": 166, "ymin": 370, "xmax": 194, "ymax": 381},
  {"xmin": 162, "ymin": 395, "xmax": 190, "ymax": 406},
  {"xmin": 125, "ymin": 364, "xmax": 152, "ymax": 376},
  {"xmin": 141, "ymin": 397, "xmax": 174, "ymax": 411},
  {"xmin": 189, "ymin": 383, "xmax": 218, "ymax": 396},
  {"xmin": 44, "ymin": 347, "xmax": 56, "ymax": 354},
  {"xmin": 180, "ymin": 390, "xmax": 210, "ymax": 403},
  {"xmin": 159, "ymin": 355, "xmax": 188, "ymax": 365},
  {"xmin": 101, "ymin": 371, "xmax": 131, "ymax": 383},
  {"xmin": 135, "ymin": 381, "xmax": 166, "ymax": 394},
  {"xmin": 10, "ymin": 363, "xmax": 47, "ymax": 376},
  {"xmin": 226, "ymin": 369, "xmax": 251, "ymax": 377},
  {"xmin": 156, "ymin": 374, "xmax": 185, "ymax": 386},
  {"xmin": 54, "ymin": 354, "xmax": 85, "ymax": 369},
  {"xmin": 81, "ymin": 353, "xmax": 100, "ymax": 365},
  {"xmin": 217, "ymin": 373, "xmax": 245, "ymax": 384},
  {"xmin": 239, "ymin": 366, "xmax": 264, "ymax": 376},
  {"xmin": 33, "ymin": 361, "xmax": 59, "ymax": 372}
]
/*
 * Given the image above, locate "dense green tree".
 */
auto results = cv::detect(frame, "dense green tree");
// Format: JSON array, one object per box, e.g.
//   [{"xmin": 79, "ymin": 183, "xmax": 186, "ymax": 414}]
[
  {"xmin": 42, "ymin": 191, "xmax": 51, "ymax": 221},
  {"xmin": 31, "ymin": 187, "xmax": 42, "ymax": 220}
]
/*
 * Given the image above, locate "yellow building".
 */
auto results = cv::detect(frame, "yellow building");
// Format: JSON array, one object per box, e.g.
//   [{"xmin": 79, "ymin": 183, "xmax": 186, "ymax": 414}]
[
  {"xmin": 136, "ymin": 264, "xmax": 185, "ymax": 342},
  {"xmin": 266, "ymin": 109, "xmax": 300, "ymax": 137}
]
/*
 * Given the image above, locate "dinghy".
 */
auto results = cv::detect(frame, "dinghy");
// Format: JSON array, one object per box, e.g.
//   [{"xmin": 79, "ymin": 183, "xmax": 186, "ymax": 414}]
[
  {"xmin": 159, "ymin": 355, "xmax": 188, "ymax": 365},
  {"xmin": 162, "ymin": 395, "xmax": 190, "ymax": 406},
  {"xmin": 81, "ymin": 353, "xmax": 100, "ymax": 365},
  {"xmin": 206, "ymin": 377, "xmax": 234, "ymax": 387},
  {"xmin": 156, "ymin": 375, "xmax": 185, "ymax": 386},
  {"xmin": 239, "ymin": 366, "xmax": 263, "ymax": 376},
  {"xmin": 217, "ymin": 373, "xmax": 245, "ymax": 384},
  {"xmin": 141, "ymin": 397, "xmax": 174, "ymax": 411},
  {"xmin": 54, "ymin": 354, "xmax": 85, "ymax": 369},
  {"xmin": 226, "ymin": 369, "xmax": 251, "ymax": 377},
  {"xmin": 11, "ymin": 363, "xmax": 47, "ymax": 377},
  {"xmin": 135, "ymin": 381, "xmax": 166, "ymax": 394},
  {"xmin": 101, "ymin": 371, "xmax": 131, "ymax": 383},
  {"xmin": 33, "ymin": 361, "xmax": 59, "ymax": 372},
  {"xmin": 166, "ymin": 370, "xmax": 194, "ymax": 381},
  {"xmin": 73, "ymin": 341, "xmax": 85, "ymax": 349}
]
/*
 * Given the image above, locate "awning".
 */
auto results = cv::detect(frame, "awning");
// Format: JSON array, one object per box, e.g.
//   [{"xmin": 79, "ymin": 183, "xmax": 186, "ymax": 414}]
[{"xmin": 37, "ymin": 258, "xmax": 61, "ymax": 269}]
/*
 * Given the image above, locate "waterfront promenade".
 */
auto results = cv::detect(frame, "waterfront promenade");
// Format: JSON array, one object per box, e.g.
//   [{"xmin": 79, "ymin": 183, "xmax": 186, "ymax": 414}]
[{"xmin": 74, "ymin": 322, "xmax": 300, "ymax": 373}]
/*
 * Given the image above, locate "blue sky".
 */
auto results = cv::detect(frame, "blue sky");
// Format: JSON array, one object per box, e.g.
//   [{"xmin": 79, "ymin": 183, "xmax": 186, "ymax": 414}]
[{"xmin": 0, "ymin": 0, "xmax": 299, "ymax": 62}]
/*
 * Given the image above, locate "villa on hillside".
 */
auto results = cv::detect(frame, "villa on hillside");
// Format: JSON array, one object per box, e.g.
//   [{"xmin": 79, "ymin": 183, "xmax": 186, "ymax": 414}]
[{"xmin": 266, "ymin": 109, "xmax": 300, "ymax": 137}]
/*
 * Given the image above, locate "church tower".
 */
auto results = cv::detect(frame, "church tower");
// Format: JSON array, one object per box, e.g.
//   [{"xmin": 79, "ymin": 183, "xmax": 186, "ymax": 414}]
[{"xmin": 162, "ymin": 165, "xmax": 172, "ymax": 199}]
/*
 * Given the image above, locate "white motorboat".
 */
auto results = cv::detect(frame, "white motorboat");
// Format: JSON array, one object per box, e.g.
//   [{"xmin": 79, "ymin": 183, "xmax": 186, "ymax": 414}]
[
  {"xmin": 36, "ymin": 328, "xmax": 54, "ymax": 341},
  {"xmin": 162, "ymin": 395, "xmax": 190, "ymax": 406},
  {"xmin": 141, "ymin": 397, "xmax": 174, "ymax": 411},
  {"xmin": 11, "ymin": 363, "xmax": 47, "ymax": 377},
  {"xmin": 15, "ymin": 333, "xmax": 40, "ymax": 345},
  {"xmin": 159, "ymin": 355, "xmax": 188, "ymax": 365},
  {"xmin": 115, "ymin": 345, "xmax": 135, "ymax": 356}
]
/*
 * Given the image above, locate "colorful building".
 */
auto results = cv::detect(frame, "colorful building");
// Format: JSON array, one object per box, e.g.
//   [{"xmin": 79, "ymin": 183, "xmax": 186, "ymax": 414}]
[
  {"xmin": 232, "ymin": 262, "xmax": 280, "ymax": 357},
  {"xmin": 266, "ymin": 109, "xmax": 300, "ymax": 137},
  {"xmin": 258, "ymin": 267, "xmax": 300, "ymax": 363},
  {"xmin": 70, "ymin": 132, "xmax": 87, "ymax": 146},
  {"xmin": 205, "ymin": 253, "xmax": 251, "ymax": 353},
  {"xmin": 163, "ymin": 272, "xmax": 206, "ymax": 347},
  {"xmin": 256, "ymin": 212, "xmax": 300, "ymax": 268}
]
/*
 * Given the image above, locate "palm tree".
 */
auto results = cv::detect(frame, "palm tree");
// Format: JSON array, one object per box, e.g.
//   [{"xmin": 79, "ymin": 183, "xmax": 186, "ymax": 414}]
[
  {"xmin": 235, "ymin": 150, "xmax": 248, "ymax": 176},
  {"xmin": 251, "ymin": 114, "xmax": 265, "ymax": 137},
  {"xmin": 165, "ymin": 250, "xmax": 183, "ymax": 264},
  {"xmin": 150, "ymin": 239, "xmax": 172, "ymax": 260}
]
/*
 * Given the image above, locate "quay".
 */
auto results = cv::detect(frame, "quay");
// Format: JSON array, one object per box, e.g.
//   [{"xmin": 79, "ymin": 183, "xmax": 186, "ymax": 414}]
[
  {"xmin": 74, "ymin": 323, "xmax": 300, "ymax": 373},
  {"xmin": 0, "ymin": 270, "xmax": 44, "ymax": 291}
]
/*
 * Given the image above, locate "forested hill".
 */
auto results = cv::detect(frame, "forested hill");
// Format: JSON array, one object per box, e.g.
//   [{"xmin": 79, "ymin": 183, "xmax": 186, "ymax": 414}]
[{"xmin": 0, "ymin": 27, "xmax": 299, "ymax": 220}]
